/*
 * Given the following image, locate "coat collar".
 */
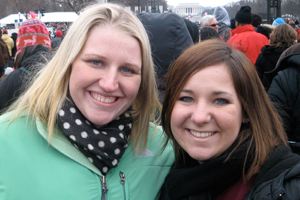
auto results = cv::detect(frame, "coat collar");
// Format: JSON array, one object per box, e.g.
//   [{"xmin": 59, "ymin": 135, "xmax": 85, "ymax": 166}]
[
  {"xmin": 36, "ymin": 117, "xmax": 103, "ymax": 175},
  {"xmin": 230, "ymin": 24, "xmax": 255, "ymax": 37}
]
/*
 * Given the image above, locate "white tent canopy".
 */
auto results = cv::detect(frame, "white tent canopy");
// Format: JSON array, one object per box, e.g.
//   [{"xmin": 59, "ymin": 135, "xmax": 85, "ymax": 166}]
[
  {"xmin": 0, "ymin": 13, "xmax": 27, "ymax": 26},
  {"xmin": 40, "ymin": 12, "xmax": 78, "ymax": 23},
  {"xmin": 0, "ymin": 12, "xmax": 78, "ymax": 26}
]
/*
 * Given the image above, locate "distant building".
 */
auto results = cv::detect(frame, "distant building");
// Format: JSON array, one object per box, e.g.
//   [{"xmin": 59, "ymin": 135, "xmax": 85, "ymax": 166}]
[{"xmin": 174, "ymin": 3, "xmax": 202, "ymax": 16}]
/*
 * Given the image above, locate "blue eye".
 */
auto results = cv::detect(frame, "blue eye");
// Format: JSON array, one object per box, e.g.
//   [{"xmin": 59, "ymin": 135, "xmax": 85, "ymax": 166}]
[
  {"xmin": 215, "ymin": 99, "xmax": 229, "ymax": 105},
  {"xmin": 91, "ymin": 60, "xmax": 101, "ymax": 66},
  {"xmin": 121, "ymin": 68, "xmax": 134, "ymax": 74},
  {"xmin": 179, "ymin": 96, "xmax": 193, "ymax": 102}
]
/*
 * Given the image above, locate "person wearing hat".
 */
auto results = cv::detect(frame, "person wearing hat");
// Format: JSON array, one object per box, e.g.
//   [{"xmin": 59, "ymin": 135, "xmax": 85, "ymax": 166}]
[
  {"xmin": 0, "ymin": 17, "xmax": 52, "ymax": 112},
  {"xmin": 51, "ymin": 29, "xmax": 63, "ymax": 50},
  {"xmin": 227, "ymin": 6, "xmax": 269, "ymax": 66}
]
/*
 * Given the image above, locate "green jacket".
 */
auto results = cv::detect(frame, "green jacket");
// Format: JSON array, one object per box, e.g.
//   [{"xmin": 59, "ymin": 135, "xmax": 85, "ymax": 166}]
[{"xmin": 0, "ymin": 112, "xmax": 174, "ymax": 200}]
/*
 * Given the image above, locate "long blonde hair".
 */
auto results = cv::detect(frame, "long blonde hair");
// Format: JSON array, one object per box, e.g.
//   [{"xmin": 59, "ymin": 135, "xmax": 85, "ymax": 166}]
[{"xmin": 5, "ymin": 3, "xmax": 161, "ymax": 153}]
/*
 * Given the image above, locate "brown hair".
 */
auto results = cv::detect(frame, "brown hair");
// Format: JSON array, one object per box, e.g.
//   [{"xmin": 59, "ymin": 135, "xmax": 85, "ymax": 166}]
[
  {"xmin": 162, "ymin": 39, "xmax": 287, "ymax": 181},
  {"xmin": 269, "ymin": 23, "xmax": 297, "ymax": 47},
  {"xmin": 252, "ymin": 13, "xmax": 263, "ymax": 27}
]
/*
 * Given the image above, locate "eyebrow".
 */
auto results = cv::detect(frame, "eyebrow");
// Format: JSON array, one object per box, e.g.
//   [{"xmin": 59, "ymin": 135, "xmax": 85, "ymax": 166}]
[
  {"xmin": 83, "ymin": 53, "xmax": 142, "ymax": 69},
  {"xmin": 181, "ymin": 89, "xmax": 194, "ymax": 94},
  {"xmin": 181, "ymin": 89, "xmax": 234, "ymax": 97},
  {"xmin": 213, "ymin": 91, "xmax": 234, "ymax": 97}
]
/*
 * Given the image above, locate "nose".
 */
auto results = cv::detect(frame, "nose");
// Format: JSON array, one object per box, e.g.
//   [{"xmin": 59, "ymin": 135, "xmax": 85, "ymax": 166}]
[
  {"xmin": 191, "ymin": 101, "xmax": 212, "ymax": 125},
  {"xmin": 98, "ymin": 69, "xmax": 119, "ymax": 92}
]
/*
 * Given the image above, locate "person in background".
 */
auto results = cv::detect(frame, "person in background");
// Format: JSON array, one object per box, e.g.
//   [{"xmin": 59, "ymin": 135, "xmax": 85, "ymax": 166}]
[
  {"xmin": 255, "ymin": 23, "xmax": 297, "ymax": 91},
  {"xmin": 268, "ymin": 54, "xmax": 300, "ymax": 154},
  {"xmin": 0, "ymin": 4, "xmax": 174, "ymax": 199},
  {"xmin": 0, "ymin": 16, "xmax": 52, "ymax": 113},
  {"xmin": 0, "ymin": 44, "xmax": 52, "ymax": 112},
  {"xmin": 277, "ymin": 43, "xmax": 300, "ymax": 65},
  {"xmin": 1, "ymin": 29, "xmax": 14, "ymax": 62},
  {"xmin": 213, "ymin": 6, "xmax": 231, "ymax": 42},
  {"xmin": 201, "ymin": 15, "xmax": 219, "ymax": 33},
  {"xmin": 0, "ymin": 29, "xmax": 11, "ymax": 76},
  {"xmin": 227, "ymin": 6, "xmax": 269, "ymax": 66},
  {"xmin": 160, "ymin": 39, "xmax": 300, "ymax": 200},
  {"xmin": 289, "ymin": 20, "xmax": 296, "ymax": 30},
  {"xmin": 200, "ymin": 27, "xmax": 220, "ymax": 41},
  {"xmin": 11, "ymin": 32, "xmax": 17, "ymax": 59},
  {"xmin": 252, "ymin": 13, "xmax": 263, "ymax": 31},
  {"xmin": 256, "ymin": 25, "xmax": 272, "ymax": 39},
  {"xmin": 230, "ymin": 18, "xmax": 236, "ymax": 29},
  {"xmin": 183, "ymin": 18, "xmax": 199, "ymax": 43},
  {"xmin": 137, "ymin": 12, "xmax": 193, "ymax": 103},
  {"xmin": 51, "ymin": 29, "xmax": 63, "ymax": 50}
]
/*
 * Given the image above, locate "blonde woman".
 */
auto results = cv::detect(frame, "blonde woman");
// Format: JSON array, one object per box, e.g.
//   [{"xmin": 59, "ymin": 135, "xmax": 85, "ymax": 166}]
[{"xmin": 0, "ymin": 3, "xmax": 174, "ymax": 199}]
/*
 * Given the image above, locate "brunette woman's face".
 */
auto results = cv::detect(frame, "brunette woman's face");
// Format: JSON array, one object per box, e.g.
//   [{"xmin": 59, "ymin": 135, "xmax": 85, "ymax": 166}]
[{"xmin": 170, "ymin": 64, "xmax": 243, "ymax": 163}]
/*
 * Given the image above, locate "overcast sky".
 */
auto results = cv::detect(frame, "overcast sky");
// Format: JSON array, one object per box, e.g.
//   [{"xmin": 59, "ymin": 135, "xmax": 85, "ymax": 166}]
[{"xmin": 166, "ymin": 0, "xmax": 240, "ymax": 7}]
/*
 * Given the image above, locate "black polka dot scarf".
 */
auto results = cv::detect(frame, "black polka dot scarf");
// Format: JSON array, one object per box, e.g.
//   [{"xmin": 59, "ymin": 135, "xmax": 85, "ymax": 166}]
[{"xmin": 57, "ymin": 97, "xmax": 132, "ymax": 175}]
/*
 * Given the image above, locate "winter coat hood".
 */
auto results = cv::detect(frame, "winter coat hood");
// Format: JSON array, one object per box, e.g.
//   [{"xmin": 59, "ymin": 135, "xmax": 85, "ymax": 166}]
[
  {"xmin": 137, "ymin": 12, "xmax": 193, "ymax": 90},
  {"xmin": 214, "ymin": 6, "xmax": 231, "ymax": 26},
  {"xmin": 267, "ymin": 53, "xmax": 300, "ymax": 80}
]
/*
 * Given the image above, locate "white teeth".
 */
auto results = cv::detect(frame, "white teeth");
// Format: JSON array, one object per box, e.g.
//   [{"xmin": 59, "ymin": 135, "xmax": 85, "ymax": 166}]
[
  {"xmin": 91, "ymin": 92, "xmax": 116, "ymax": 103},
  {"xmin": 190, "ymin": 130, "xmax": 214, "ymax": 138}
]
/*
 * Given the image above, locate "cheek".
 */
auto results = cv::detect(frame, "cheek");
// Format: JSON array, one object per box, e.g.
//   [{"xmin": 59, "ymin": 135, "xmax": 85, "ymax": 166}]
[
  {"xmin": 69, "ymin": 62, "xmax": 86, "ymax": 85},
  {"xmin": 170, "ymin": 104, "xmax": 184, "ymax": 131},
  {"xmin": 126, "ymin": 77, "xmax": 141, "ymax": 99},
  {"xmin": 219, "ymin": 108, "xmax": 243, "ymax": 134}
]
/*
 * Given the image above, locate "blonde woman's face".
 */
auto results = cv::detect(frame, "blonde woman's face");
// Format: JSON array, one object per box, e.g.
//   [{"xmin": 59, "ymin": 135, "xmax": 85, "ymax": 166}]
[
  {"xmin": 170, "ymin": 64, "xmax": 243, "ymax": 163},
  {"xmin": 69, "ymin": 26, "xmax": 142, "ymax": 128}
]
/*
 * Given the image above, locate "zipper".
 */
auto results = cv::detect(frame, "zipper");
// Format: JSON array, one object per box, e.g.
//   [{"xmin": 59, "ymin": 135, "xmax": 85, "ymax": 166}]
[
  {"xmin": 100, "ymin": 176, "xmax": 109, "ymax": 200},
  {"xmin": 119, "ymin": 172, "xmax": 126, "ymax": 200}
]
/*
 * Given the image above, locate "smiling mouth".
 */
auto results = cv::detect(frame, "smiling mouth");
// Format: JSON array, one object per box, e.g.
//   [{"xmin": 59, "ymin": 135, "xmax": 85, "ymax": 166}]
[
  {"xmin": 190, "ymin": 130, "xmax": 215, "ymax": 138},
  {"xmin": 91, "ymin": 92, "xmax": 117, "ymax": 103}
]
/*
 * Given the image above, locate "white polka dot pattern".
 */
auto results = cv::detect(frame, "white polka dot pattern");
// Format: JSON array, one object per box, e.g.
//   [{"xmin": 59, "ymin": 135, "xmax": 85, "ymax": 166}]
[{"xmin": 57, "ymin": 98, "xmax": 133, "ymax": 175}]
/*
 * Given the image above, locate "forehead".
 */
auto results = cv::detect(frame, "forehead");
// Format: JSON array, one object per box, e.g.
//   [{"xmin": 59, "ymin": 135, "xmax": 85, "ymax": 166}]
[
  {"xmin": 182, "ymin": 64, "xmax": 237, "ymax": 95},
  {"xmin": 209, "ymin": 18, "xmax": 217, "ymax": 24}
]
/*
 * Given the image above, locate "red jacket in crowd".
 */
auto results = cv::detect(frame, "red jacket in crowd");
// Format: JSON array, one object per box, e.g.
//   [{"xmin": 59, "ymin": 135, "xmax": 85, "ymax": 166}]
[{"xmin": 227, "ymin": 24, "xmax": 270, "ymax": 66}]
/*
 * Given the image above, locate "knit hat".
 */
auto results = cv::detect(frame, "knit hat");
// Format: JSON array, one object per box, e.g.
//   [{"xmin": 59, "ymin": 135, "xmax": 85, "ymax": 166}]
[
  {"xmin": 272, "ymin": 18, "xmax": 285, "ymax": 26},
  {"xmin": 235, "ymin": 6, "xmax": 252, "ymax": 24},
  {"xmin": 3, "ymin": 29, "xmax": 8, "ymax": 34},
  {"xmin": 16, "ymin": 17, "xmax": 51, "ymax": 56},
  {"xmin": 56, "ymin": 30, "xmax": 63, "ymax": 37}
]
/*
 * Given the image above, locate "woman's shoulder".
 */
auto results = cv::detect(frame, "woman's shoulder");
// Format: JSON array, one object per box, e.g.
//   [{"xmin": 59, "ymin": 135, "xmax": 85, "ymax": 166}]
[
  {"xmin": 0, "ymin": 111, "xmax": 29, "ymax": 125},
  {"xmin": 147, "ymin": 122, "xmax": 168, "ymax": 146}
]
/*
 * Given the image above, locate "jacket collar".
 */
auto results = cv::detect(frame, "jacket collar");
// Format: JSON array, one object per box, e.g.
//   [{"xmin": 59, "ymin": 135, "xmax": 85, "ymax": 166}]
[
  {"xmin": 36, "ymin": 117, "xmax": 102, "ymax": 175},
  {"xmin": 230, "ymin": 24, "xmax": 255, "ymax": 36}
]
